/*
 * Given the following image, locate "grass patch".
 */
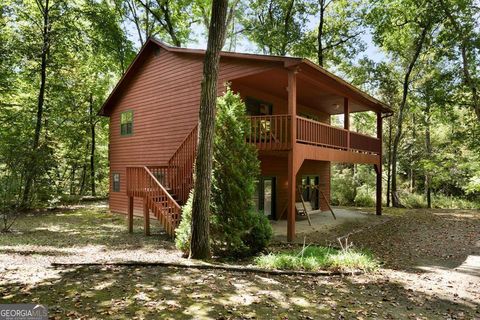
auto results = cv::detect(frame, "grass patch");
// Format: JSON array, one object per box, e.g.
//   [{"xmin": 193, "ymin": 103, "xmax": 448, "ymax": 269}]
[{"xmin": 255, "ymin": 246, "xmax": 379, "ymax": 272}]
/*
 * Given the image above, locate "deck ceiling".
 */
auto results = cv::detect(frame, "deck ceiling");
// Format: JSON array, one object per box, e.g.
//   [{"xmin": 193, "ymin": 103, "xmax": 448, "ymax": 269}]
[{"xmin": 233, "ymin": 69, "xmax": 374, "ymax": 115}]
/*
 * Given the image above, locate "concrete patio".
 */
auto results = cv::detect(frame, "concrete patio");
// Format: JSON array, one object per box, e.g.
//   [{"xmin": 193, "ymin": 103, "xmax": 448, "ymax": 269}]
[{"xmin": 271, "ymin": 207, "xmax": 385, "ymax": 243}]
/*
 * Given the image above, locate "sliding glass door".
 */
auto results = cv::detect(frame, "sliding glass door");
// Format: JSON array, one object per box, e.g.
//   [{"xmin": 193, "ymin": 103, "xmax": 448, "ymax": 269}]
[{"xmin": 301, "ymin": 175, "xmax": 319, "ymax": 210}]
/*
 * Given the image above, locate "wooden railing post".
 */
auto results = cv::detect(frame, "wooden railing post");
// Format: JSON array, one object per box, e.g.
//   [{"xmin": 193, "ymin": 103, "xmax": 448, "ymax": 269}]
[
  {"xmin": 128, "ymin": 195, "xmax": 134, "ymax": 234},
  {"xmin": 344, "ymin": 97, "xmax": 350, "ymax": 150},
  {"xmin": 143, "ymin": 197, "xmax": 150, "ymax": 236}
]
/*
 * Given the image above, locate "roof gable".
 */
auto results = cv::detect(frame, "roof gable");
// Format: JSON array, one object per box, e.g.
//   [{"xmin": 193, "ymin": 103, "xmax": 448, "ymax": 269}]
[{"xmin": 99, "ymin": 37, "xmax": 392, "ymax": 116}]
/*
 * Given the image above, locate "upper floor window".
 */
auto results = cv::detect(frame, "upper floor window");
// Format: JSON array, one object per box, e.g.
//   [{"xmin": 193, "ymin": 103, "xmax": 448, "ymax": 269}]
[{"xmin": 120, "ymin": 110, "xmax": 133, "ymax": 136}]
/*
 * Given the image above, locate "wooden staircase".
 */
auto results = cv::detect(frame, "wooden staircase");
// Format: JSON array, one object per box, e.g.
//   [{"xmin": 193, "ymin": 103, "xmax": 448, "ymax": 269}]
[{"xmin": 126, "ymin": 125, "xmax": 198, "ymax": 237}]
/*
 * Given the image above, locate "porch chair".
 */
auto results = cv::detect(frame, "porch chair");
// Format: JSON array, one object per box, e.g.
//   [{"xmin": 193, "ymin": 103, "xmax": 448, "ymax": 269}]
[{"xmin": 295, "ymin": 201, "xmax": 313, "ymax": 226}]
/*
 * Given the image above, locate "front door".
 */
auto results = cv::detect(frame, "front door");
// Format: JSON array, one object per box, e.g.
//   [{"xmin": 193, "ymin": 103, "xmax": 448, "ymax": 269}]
[{"xmin": 253, "ymin": 177, "xmax": 276, "ymax": 219}]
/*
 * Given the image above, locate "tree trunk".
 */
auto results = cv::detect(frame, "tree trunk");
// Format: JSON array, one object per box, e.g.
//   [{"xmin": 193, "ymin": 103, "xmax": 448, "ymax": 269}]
[
  {"xmin": 391, "ymin": 24, "xmax": 429, "ymax": 207},
  {"xmin": 126, "ymin": 0, "xmax": 145, "ymax": 45},
  {"xmin": 280, "ymin": 0, "xmax": 295, "ymax": 56},
  {"xmin": 424, "ymin": 103, "xmax": 432, "ymax": 208},
  {"xmin": 79, "ymin": 158, "xmax": 88, "ymax": 197},
  {"xmin": 460, "ymin": 40, "xmax": 480, "ymax": 122},
  {"xmin": 89, "ymin": 94, "xmax": 96, "ymax": 197},
  {"xmin": 70, "ymin": 165, "xmax": 77, "ymax": 195},
  {"xmin": 439, "ymin": 0, "xmax": 480, "ymax": 122},
  {"xmin": 189, "ymin": 0, "xmax": 229, "ymax": 260},
  {"xmin": 386, "ymin": 116, "xmax": 392, "ymax": 207},
  {"xmin": 224, "ymin": 0, "xmax": 240, "ymax": 49},
  {"xmin": 22, "ymin": 0, "xmax": 50, "ymax": 207},
  {"xmin": 317, "ymin": 0, "xmax": 325, "ymax": 67},
  {"xmin": 409, "ymin": 114, "xmax": 416, "ymax": 193}
]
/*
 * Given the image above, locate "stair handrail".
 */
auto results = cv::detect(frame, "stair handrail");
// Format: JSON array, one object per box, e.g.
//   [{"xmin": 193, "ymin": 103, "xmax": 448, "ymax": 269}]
[
  {"xmin": 166, "ymin": 124, "xmax": 198, "ymax": 203},
  {"xmin": 143, "ymin": 166, "xmax": 181, "ymax": 211},
  {"xmin": 168, "ymin": 124, "xmax": 198, "ymax": 167}
]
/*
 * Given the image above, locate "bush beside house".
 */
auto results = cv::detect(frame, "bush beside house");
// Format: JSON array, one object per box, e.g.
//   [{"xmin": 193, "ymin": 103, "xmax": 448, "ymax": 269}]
[{"xmin": 176, "ymin": 88, "xmax": 272, "ymax": 257}]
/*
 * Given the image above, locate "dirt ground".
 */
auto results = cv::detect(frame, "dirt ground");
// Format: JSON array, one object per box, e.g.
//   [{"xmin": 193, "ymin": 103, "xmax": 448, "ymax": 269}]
[{"xmin": 0, "ymin": 204, "xmax": 479, "ymax": 319}]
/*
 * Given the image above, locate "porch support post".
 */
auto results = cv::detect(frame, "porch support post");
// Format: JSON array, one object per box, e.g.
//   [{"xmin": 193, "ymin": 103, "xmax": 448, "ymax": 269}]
[
  {"xmin": 344, "ymin": 97, "xmax": 350, "ymax": 150},
  {"xmin": 143, "ymin": 197, "xmax": 150, "ymax": 236},
  {"xmin": 128, "ymin": 196, "xmax": 134, "ymax": 233},
  {"xmin": 287, "ymin": 68, "xmax": 298, "ymax": 242},
  {"xmin": 375, "ymin": 112, "xmax": 383, "ymax": 215}
]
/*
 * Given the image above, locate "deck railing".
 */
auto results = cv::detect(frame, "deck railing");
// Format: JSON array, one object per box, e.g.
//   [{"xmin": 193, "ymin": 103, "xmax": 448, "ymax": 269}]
[
  {"xmin": 247, "ymin": 115, "xmax": 291, "ymax": 150},
  {"xmin": 296, "ymin": 116, "xmax": 380, "ymax": 154},
  {"xmin": 246, "ymin": 114, "xmax": 380, "ymax": 154},
  {"xmin": 167, "ymin": 124, "xmax": 198, "ymax": 203},
  {"xmin": 296, "ymin": 116, "xmax": 348, "ymax": 150},
  {"xmin": 350, "ymin": 131, "xmax": 381, "ymax": 154}
]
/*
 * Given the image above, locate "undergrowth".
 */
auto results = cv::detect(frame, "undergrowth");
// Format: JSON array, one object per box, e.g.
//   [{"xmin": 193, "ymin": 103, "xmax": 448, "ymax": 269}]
[{"xmin": 255, "ymin": 246, "xmax": 379, "ymax": 272}]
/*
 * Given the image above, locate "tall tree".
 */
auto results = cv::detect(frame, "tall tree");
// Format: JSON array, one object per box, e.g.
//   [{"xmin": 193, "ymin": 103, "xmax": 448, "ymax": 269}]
[
  {"xmin": 190, "ymin": 0, "xmax": 229, "ymax": 259},
  {"xmin": 390, "ymin": 25, "xmax": 430, "ymax": 207},
  {"xmin": 242, "ymin": 0, "xmax": 310, "ymax": 56},
  {"xmin": 367, "ymin": 0, "xmax": 440, "ymax": 207},
  {"xmin": 21, "ymin": 0, "xmax": 54, "ymax": 206},
  {"xmin": 193, "ymin": 0, "xmax": 243, "ymax": 48},
  {"xmin": 351, "ymin": 59, "xmax": 401, "ymax": 207},
  {"xmin": 438, "ymin": 0, "xmax": 480, "ymax": 122},
  {"xmin": 116, "ymin": 0, "xmax": 157, "ymax": 46},
  {"xmin": 1, "ymin": 0, "xmax": 131, "ymax": 208},
  {"xmin": 313, "ymin": 0, "xmax": 365, "ymax": 67},
  {"xmin": 137, "ymin": 0, "xmax": 197, "ymax": 47}
]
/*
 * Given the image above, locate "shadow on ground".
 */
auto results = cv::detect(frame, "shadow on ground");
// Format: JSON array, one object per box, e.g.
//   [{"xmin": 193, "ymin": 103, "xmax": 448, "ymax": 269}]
[
  {"xmin": 0, "ymin": 204, "xmax": 172, "ymax": 252},
  {"xmin": 1, "ymin": 265, "xmax": 478, "ymax": 320},
  {"xmin": 1, "ymin": 204, "xmax": 479, "ymax": 319}
]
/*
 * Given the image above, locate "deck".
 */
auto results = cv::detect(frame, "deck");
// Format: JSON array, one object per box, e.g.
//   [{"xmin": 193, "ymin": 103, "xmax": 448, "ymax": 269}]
[{"xmin": 247, "ymin": 115, "xmax": 381, "ymax": 155}]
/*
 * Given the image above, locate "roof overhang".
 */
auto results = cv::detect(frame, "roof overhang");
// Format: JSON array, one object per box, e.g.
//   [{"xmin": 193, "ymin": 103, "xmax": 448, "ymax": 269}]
[{"xmin": 98, "ymin": 37, "xmax": 393, "ymax": 117}]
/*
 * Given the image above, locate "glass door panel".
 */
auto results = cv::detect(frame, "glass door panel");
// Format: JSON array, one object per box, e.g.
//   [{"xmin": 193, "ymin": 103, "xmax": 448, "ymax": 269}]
[
  {"xmin": 253, "ymin": 177, "xmax": 276, "ymax": 219},
  {"xmin": 264, "ymin": 179, "xmax": 272, "ymax": 216}
]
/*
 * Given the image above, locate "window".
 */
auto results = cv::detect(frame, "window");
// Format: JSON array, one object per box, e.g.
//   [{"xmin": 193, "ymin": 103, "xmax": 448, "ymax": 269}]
[
  {"xmin": 120, "ymin": 110, "xmax": 133, "ymax": 135},
  {"xmin": 254, "ymin": 177, "xmax": 276, "ymax": 219},
  {"xmin": 112, "ymin": 173, "xmax": 120, "ymax": 192},
  {"xmin": 245, "ymin": 97, "xmax": 272, "ymax": 116}
]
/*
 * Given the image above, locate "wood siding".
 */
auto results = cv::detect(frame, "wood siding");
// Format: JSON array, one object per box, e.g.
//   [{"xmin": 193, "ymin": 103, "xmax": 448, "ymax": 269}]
[
  {"xmin": 259, "ymin": 155, "xmax": 331, "ymax": 217},
  {"xmin": 109, "ymin": 48, "xmax": 281, "ymax": 214}
]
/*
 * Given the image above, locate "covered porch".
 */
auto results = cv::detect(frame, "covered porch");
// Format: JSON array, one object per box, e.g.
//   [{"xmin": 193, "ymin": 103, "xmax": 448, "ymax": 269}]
[{"xmin": 229, "ymin": 60, "xmax": 392, "ymax": 242}]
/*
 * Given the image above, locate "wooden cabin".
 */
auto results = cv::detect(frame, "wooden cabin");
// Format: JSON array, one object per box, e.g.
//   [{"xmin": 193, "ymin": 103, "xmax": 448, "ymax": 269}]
[{"xmin": 99, "ymin": 37, "xmax": 392, "ymax": 242}]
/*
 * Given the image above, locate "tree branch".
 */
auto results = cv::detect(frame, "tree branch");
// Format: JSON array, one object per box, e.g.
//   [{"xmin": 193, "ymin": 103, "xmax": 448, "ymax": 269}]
[{"xmin": 322, "ymin": 30, "xmax": 363, "ymax": 51}]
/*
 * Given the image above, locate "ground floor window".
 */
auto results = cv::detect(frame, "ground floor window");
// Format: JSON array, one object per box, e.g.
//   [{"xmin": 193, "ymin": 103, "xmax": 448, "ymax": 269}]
[
  {"xmin": 112, "ymin": 173, "xmax": 121, "ymax": 192},
  {"xmin": 254, "ymin": 177, "xmax": 276, "ymax": 219},
  {"xmin": 301, "ymin": 175, "xmax": 319, "ymax": 210}
]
